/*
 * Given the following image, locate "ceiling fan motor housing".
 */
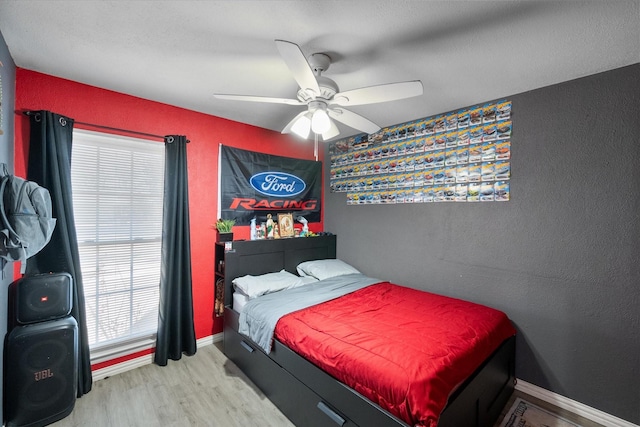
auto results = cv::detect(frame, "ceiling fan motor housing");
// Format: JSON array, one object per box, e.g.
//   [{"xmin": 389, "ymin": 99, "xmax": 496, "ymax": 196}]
[{"xmin": 297, "ymin": 77, "xmax": 338, "ymax": 104}]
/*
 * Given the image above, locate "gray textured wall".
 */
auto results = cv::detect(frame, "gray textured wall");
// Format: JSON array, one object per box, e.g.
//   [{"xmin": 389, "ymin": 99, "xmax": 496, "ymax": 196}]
[
  {"xmin": 324, "ymin": 64, "xmax": 639, "ymax": 424},
  {"xmin": 0, "ymin": 28, "xmax": 16, "ymax": 424}
]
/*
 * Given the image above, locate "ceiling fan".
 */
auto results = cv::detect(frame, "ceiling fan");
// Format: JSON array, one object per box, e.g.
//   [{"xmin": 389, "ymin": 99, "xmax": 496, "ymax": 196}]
[{"xmin": 213, "ymin": 40, "xmax": 423, "ymax": 141}]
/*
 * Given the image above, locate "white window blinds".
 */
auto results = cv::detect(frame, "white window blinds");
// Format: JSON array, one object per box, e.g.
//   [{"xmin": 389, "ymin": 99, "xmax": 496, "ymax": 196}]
[{"xmin": 71, "ymin": 129, "xmax": 165, "ymax": 359}]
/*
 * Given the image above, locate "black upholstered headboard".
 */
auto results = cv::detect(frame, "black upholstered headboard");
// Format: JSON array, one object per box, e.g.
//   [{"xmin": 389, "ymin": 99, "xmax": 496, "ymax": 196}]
[{"xmin": 219, "ymin": 235, "xmax": 336, "ymax": 307}]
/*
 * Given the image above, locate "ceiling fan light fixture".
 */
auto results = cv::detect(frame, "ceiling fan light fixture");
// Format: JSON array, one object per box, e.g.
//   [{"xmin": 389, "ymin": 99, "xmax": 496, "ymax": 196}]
[
  {"xmin": 311, "ymin": 107, "xmax": 331, "ymax": 134},
  {"xmin": 291, "ymin": 114, "xmax": 311, "ymax": 139},
  {"xmin": 322, "ymin": 120, "xmax": 340, "ymax": 141}
]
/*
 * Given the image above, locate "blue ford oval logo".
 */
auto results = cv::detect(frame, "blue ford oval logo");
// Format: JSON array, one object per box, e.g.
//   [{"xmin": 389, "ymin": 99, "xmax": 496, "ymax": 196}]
[{"xmin": 250, "ymin": 172, "xmax": 306, "ymax": 197}]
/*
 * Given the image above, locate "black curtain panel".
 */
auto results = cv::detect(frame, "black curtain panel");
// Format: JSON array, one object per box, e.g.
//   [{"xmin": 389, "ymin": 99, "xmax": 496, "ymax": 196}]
[
  {"xmin": 154, "ymin": 135, "xmax": 196, "ymax": 366},
  {"xmin": 26, "ymin": 110, "xmax": 93, "ymax": 396}
]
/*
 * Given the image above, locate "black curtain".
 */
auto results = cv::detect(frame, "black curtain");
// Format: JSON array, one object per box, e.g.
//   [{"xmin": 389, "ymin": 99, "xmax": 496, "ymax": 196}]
[
  {"xmin": 26, "ymin": 110, "xmax": 92, "ymax": 396},
  {"xmin": 154, "ymin": 135, "xmax": 196, "ymax": 366}
]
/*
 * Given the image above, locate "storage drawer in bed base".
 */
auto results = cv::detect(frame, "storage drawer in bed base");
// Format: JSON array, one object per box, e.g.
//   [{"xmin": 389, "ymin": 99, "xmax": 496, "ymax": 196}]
[
  {"xmin": 270, "ymin": 338, "xmax": 409, "ymax": 427},
  {"xmin": 224, "ymin": 310, "xmax": 357, "ymax": 427}
]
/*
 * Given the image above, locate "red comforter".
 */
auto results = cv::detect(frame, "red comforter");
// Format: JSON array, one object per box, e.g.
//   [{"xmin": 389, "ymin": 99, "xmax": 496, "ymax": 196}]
[{"xmin": 274, "ymin": 282, "xmax": 516, "ymax": 427}]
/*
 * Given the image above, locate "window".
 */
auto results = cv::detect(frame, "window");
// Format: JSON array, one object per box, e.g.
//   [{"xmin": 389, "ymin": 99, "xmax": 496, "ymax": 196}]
[{"xmin": 71, "ymin": 129, "xmax": 165, "ymax": 362}]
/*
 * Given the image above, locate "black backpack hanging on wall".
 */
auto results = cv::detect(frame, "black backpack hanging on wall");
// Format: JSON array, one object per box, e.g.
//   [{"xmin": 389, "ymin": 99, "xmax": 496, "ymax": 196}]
[{"xmin": 0, "ymin": 163, "xmax": 57, "ymax": 274}]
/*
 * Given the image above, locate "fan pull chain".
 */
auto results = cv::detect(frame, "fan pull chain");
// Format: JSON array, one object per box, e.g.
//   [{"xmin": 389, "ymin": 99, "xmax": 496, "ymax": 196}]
[{"xmin": 314, "ymin": 133, "xmax": 319, "ymax": 161}]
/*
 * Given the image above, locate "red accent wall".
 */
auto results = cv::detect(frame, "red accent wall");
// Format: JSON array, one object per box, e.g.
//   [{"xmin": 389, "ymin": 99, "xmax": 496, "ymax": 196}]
[{"xmin": 14, "ymin": 68, "xmax": 324, "ymax": 368}]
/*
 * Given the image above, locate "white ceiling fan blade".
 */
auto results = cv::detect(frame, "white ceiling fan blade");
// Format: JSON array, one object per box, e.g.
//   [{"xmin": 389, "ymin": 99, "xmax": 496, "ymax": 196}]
[
  {"xmin": 275, "ymin": 39, "xmax": 321, "ymax": 96},
  {"xmin": 322, "ymin": 120, "xmax": 340, "ymax": 141},
  {"xmin": 213, "ymin": 93, "xmax": 304, "ymax": 106},
  {"xmin": 281, "ymin": 110, "xmax": 311, "ymax": 134},
  {"xmin": 330, "ymin": 81, "xmax": 423, "ymax": 107},
  {"xmin": 328, "ymin": 108, "xmax": 381, "ymax": 134}
]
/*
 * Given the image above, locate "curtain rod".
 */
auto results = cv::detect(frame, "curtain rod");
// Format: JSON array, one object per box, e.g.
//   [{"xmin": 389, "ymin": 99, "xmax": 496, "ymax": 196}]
[
  {"xmin": 21, "ymin": 110, "xmax": 187, "ymax": 142},
  {"xmin": 75, "ymin": 121, "xmax": 167, "ymax": 141}
]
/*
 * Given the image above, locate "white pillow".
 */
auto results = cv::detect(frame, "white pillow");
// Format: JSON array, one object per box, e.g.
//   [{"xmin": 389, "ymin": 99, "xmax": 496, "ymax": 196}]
[
  {"xmin": 232, "ymin": 270, "xmax": 315, "ymax": 299},
  {"xmin": 296, "ymin": 259, "xmax": 361, "ymax": 281},
  {"xmin": 297, "ymin": 276, "xmax": 320, "ymax": 286}
]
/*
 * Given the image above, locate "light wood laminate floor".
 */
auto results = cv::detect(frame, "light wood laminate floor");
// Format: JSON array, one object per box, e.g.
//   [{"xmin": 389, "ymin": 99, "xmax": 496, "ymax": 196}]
[
  {"xmin": 52, "ymin": 343, "xmax": 293, "ymax": 427},
  {"xmin": 51, "ymin": 343, "xmax": 603, "ymax": 427}
]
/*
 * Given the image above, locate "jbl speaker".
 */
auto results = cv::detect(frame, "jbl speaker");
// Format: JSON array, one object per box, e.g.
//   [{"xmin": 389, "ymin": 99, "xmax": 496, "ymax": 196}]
[
  {"xmin": 4, "ymin": 316, "xmax": 78, "ymax": 427},
  {"xmin": 8, "ymin": 273, "xmax": 73, "ymax": 327}
]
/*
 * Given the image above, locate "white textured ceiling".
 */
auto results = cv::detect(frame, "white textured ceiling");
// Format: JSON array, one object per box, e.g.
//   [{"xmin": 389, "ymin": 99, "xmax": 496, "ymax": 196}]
[{"xmin": 0, "ymin": 1, "xmax": 638, "ymax": 140}]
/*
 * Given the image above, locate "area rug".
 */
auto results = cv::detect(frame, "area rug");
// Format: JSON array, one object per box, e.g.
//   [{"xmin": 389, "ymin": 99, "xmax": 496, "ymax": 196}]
[{"xmin": 498, "ymin": 398, "xmax": 583, "ymax": 427}]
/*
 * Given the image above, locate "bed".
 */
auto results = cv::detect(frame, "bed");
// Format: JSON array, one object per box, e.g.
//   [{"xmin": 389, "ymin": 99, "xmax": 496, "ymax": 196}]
[{"xmin": 221, "ymin": 236, "xmax": 516, "ymax": 427}]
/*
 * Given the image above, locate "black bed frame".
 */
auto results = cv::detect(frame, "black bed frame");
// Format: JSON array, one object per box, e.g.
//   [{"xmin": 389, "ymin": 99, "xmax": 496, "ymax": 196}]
[{"xmin": 221, "ymin": 236, "xmax": 515, "ymax": 427}]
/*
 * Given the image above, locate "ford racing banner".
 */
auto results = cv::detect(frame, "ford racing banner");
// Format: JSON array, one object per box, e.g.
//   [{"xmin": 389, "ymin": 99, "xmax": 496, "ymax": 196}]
[{"xmin": 220, "ymin": 145, "xmax": 322, "ymax": 225}]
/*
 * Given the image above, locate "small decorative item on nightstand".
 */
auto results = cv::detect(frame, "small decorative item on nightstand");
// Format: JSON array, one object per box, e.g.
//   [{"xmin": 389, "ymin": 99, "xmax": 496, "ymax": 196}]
[
  {"xmin": 297, "ymin": 216, "xmax": 309, "ymax": 237},
  {"xmin": 250, "ymin": 217, "xmax": 257, "ymax": 240},
  {"xmin": 214, "ymin": 218, "xmax": 235, "ymax": 242},
  {"xmin": 266, "ymin": 214, "xmax": 275, "ymax": 239},
  {"xmin": 278, "ymin": 213, "xmax": 294, "ymax": 238}
]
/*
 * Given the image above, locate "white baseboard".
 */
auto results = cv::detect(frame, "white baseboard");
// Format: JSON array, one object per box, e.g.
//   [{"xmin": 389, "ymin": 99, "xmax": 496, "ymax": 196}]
[
  {"xmin": 516, "ymin": 379, "xmax": 639, "ymax": 427},
  {"xmin": 92, "ymin": 333, "xmax": 222, "ymax": 381}
]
